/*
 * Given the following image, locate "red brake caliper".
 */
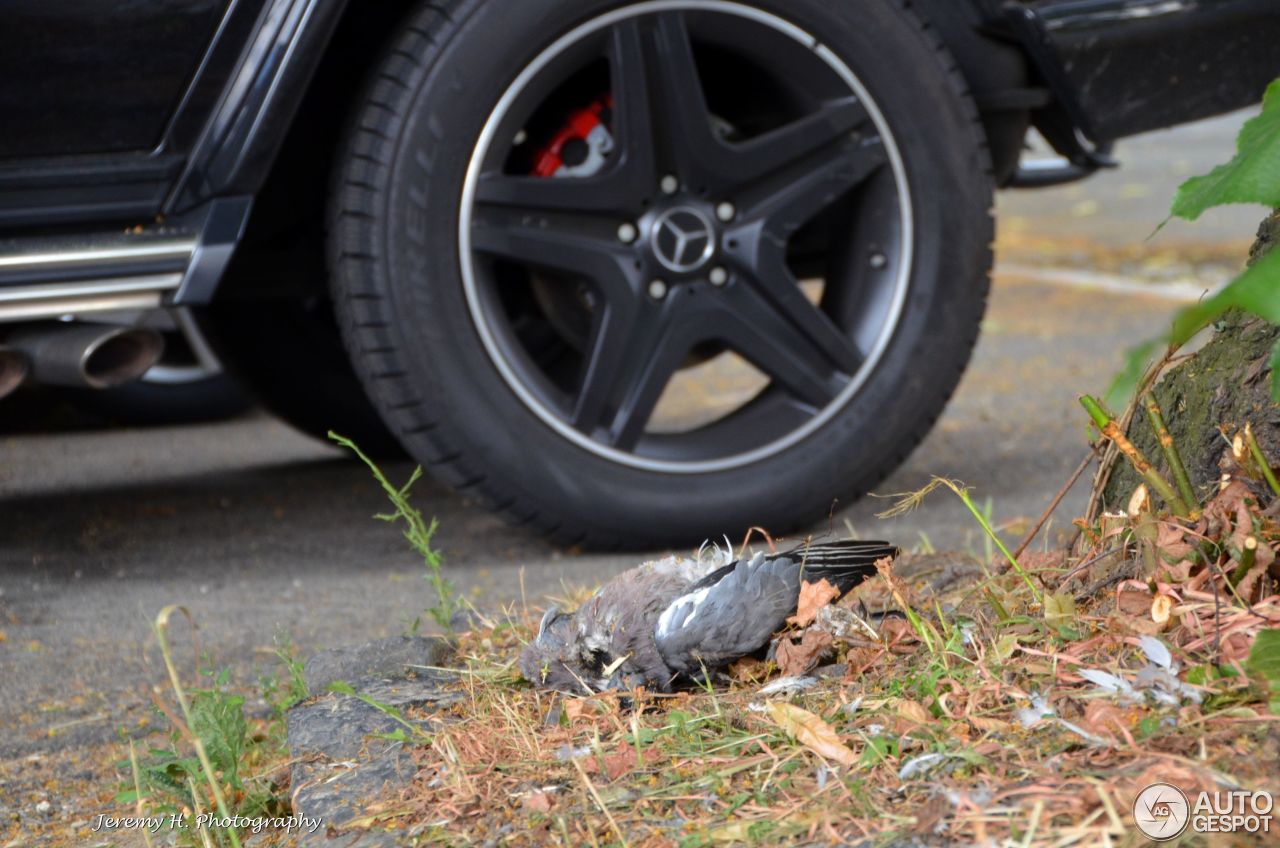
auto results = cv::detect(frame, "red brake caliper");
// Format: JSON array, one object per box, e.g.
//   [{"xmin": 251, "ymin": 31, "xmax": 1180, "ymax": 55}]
[{"xmin": 531, "ymin": 95, "xmax": 615, "ymax": 178}]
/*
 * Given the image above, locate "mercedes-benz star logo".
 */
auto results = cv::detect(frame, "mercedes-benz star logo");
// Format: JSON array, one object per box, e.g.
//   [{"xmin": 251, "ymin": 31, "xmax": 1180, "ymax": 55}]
[
  {"xmin": 652, "ymin": 207, "xmax": 716, "ymax": 273},
  {"xmin": 1133, "ymin": 783, "xmax": 1190, "ymax": 841}
]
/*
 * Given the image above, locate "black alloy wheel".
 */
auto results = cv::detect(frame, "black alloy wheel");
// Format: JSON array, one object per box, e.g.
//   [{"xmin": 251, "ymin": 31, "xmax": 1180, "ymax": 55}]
[
  {"xmin": 461, "ymin": 7, "xmax": 908, "ymax": 470},
  {"xmin": 330, "ymin": 0, "xmax": 994, "ymax": 547}
]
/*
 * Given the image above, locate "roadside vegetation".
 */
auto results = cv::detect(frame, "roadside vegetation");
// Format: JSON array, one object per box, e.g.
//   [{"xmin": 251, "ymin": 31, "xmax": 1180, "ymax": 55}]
[
  {"xmin": 111, "ymin": 613, "xmax": 308, "ymax": 848},
  {"xmin": 357, "ymin": 463, "xmax": 1279, "ymax": 845}
]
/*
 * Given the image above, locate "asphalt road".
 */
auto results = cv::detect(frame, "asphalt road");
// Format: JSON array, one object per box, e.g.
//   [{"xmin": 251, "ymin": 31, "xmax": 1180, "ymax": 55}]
[{"xmin": 0, "ymin": 110, "xmax": 1264, "ymax": 763}]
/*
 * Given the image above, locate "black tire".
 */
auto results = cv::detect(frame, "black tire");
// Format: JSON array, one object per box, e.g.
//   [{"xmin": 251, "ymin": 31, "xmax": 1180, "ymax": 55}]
[
  {"xmin": 197, "ymin": 298, "xmax": 406, "ymax": 458},
  {"xmin": 329, "ymin": 0, "xmax": 993, "ymax": 548}
]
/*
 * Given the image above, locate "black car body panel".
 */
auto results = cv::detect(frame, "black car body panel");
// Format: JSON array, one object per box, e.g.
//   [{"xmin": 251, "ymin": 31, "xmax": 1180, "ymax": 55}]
[
  {"xmin": 0, "ymin": 0, "xmax": 1275, "ymax": 301},
  {"xmin": 0, "ymin": 0, "xmax": 228, "ymax": 158},
  {"xmin": 0, "ymin": 0, "xmax": 346, "ymax": 227},
  {"xmin": 1030, "ymin": 0, "xmax": 1280, "ymax": 142}
]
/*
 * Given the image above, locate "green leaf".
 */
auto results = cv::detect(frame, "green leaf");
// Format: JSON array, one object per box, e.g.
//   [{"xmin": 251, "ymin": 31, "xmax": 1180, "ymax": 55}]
[
  {"xmin": 1245, "ymin": 629, "xmax": 1280, "ymax": 714},
  {"xmin": 1170, "ymin": 246, "xmax": 1280, "ymax": 345},
  {"xmin": 1171, "ymin": 79, "xmax": 1280, "ymax": 221},
  {"xmin": 859, "ymin": 734, "xmax": 898, "ymax": 767},
  {"xmin": 1271, "ymin": 339, "xmax": 1280, "ymax": 403}
]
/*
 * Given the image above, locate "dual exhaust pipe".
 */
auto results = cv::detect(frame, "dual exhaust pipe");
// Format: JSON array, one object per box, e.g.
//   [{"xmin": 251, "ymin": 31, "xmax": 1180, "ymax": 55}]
[{"xmin": 0, "ymin": 324, "xmax": 165, "ymax": 401}]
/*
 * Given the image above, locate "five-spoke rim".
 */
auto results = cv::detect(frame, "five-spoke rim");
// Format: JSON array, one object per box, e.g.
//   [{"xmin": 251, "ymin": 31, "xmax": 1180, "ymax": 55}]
[{"xmin": 459, "ymin": 0, "xmax": 913, "ymax": 473}]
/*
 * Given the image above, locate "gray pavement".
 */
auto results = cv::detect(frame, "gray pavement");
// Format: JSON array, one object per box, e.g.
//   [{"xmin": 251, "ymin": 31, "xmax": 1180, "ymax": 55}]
[
  {"xmin": 999, "ymin": 109, "xmax": 1264, "ymax": 247},
  {"xmin": 0, "ymin": 109, "xmax": 1264, "ymax": 762}
]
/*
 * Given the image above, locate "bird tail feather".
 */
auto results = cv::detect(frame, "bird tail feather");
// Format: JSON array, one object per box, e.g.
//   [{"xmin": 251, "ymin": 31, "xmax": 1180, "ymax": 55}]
[{"xmin": 779, "ymin": 538, "xmax": 897, "ymax": 595}]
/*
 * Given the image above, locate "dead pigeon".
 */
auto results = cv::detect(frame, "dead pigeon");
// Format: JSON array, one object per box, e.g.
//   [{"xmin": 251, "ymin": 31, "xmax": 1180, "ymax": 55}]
[{"xmin": 519, "ymin": 538, "xmax": 897, "ymax": 693}]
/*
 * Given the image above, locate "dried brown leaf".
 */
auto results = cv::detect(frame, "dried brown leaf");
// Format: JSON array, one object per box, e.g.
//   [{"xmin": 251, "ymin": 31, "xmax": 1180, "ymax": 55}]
[
  {"xmin": 969, "ymin": 715, "xmax": 1011, "ymax": 734},
  {"xmin": 1117, "ymin": 589, "xmax": 1153, "ymax": 615},
  {"xmin": 523, "ymin": 790, "xmax": 554, "ymax": 812},
  {"xmin": 895, "ymin": 698, "xmax": 931, "ymax": 725},
  {"xmin": 767, "ymin": 701, "xmax": 858, "ymax": 767},
  {"xmin": 1155, "ymin": 522, "xmax": 1195, "ymax": 565},
  {"xmin": 1114, "ymin": 613, "xmax": 1166, "ymax": 636},
  {"xmin": 581, "ymin": 741, "xmax": 660, "ymax": 782},
  {"xmin": 774, "ymin": 628, "xmax": 834, "ymax": 677},
  {"xmin": 726, "ymin": 656, "xmax": 768, "ymax": 682},
  {"xmin": 1151, "ymin": 593, "xmax": 1173, "ymax": 625},
  {"xmin": 878, "ymin": 617, "xmax": 921, "ymax": 649},
  {"xmin": 1081, "ymin": 699, "xmax": 1137, "ymax": 740},
  {"xmin": 563, "ymin": 698, "xmax": 586, "ymax": 722},
  {"xmin": 788, "ymin": 578, "xmax": 841, "ymax": 627}
]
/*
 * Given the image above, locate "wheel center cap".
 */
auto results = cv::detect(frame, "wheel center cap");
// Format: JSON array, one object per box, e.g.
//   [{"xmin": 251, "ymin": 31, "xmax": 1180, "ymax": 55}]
[{"xmin": 651, "ymin": 206, "xmax": 716, "ymax": 273}]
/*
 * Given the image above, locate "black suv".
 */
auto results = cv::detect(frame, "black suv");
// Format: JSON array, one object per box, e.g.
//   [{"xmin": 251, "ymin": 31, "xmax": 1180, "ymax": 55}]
[{"xmin": 1, "ymin": 0, "xmax": 1276, "ymax": 546}]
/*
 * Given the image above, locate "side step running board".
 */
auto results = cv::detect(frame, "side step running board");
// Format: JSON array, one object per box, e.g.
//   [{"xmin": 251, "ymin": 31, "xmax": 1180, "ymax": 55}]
[
  {"xmin": 0, "ymin": 197, "xmax": 250, "ymax": 322},
  {"xmin": 0, "ymin": 273, "xmax": 186, "ymax": 321}
]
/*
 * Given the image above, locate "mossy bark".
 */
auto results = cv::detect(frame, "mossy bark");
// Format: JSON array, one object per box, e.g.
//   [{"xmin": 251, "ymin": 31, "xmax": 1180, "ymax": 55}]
[{"xmin": 1102, "ymin": 212, "xmax": 1280, "ymax": 510}]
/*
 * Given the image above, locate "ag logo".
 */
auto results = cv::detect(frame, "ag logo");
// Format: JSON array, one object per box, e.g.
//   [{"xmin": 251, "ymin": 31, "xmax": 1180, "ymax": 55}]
[{"xmin": 1133, "ymin": 783, "xmax": 1190, "ymax": 840}]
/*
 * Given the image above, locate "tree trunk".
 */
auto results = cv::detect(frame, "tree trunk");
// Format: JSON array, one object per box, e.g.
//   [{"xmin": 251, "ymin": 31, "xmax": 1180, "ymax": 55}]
[{"xmin": 1102, "ymin": 212, "xmax": 1280, "ymax": 511}]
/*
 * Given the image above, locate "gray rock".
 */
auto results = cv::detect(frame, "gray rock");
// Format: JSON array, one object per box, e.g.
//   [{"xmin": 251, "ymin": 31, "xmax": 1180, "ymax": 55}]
[
  {"xmin": 291, "ymin": 747, "xmax": 416, "ymax": 845},
  {"xmin": 288, "ymin": 636, "xmax": 459, "ymax": 845},
  {"xmin": 288, "ymin": 688, "xmax": 420, "ymax": 763},
  {"xmin": 303, "ymin": 636, "xmax": 453, "ymax": 694}
]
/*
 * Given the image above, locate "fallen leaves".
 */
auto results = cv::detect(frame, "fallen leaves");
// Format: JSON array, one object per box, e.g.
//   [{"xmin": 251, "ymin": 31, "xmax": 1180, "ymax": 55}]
[
  {"xmin": 893, "ymin": 699, "xmax": 931, "ymax": 726},
  {"xmin": 581, "ymin": 741, "xmax": 661, "ymax": 782},
  {"xmin": 522, "ymin": 790, "xmax": 554, "ymax": 812},
  {"xmin": 766, "ymin": 701, "xmax": 858, "ymax": 767},
  {"xmin": 788, "ymin": 578, "xmax": 841, "ymax": 627},
  {"xmin": 1043, "ymin": 591, "xmax": 1077, "ymax": 628},
  {"xmin": 774, "ymin": 629, "xmax": 833, "ymax": 677},
  {"xmin": 397, "ymin": 441, "xmax": 1280, "ymax": 848},
  {"xmin": 726, "ymin": 656, "xmax": 769, "ymax": 683},
  {"xmin": 1117, "ymin": 586, "xmax": 1153, "ymax": 616},
  {"xmin": 1151, "ymin": 593, "xmax": 1173, "ymax": 625}
]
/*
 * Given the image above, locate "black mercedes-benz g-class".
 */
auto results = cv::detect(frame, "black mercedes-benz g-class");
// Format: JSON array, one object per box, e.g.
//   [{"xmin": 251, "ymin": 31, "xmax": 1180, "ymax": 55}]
[{"xmin": 1, "ymin": 0, "xmax": 1276, "ymax": 546}]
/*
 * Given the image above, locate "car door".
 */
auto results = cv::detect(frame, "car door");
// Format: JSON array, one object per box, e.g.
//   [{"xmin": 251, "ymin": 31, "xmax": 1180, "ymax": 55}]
[{"xmin": 0, "ymin": 0, "xmax": 245, "ymax": 226}]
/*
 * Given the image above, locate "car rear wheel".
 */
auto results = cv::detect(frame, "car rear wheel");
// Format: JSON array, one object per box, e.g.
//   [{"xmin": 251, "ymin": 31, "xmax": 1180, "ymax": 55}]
[{"xmin": 330, "ymin": 0, "xmax": 993, "ymax": 547}]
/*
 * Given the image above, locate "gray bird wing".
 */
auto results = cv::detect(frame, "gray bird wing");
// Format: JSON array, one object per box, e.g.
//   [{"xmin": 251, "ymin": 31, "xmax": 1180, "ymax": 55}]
[
  {"xmin": 653, "ymin": 539, "xmax": 896, "ymax": 674},
  {"xmin": 652, "ymin": 551, "xmax": 799, "ymax": 673}
]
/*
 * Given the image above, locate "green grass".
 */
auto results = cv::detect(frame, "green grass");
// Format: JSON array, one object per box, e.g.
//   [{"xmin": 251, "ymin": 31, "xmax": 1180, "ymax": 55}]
[{"xmin": 329, "ymin": 431, "xmax": 462, "ymax": 632}]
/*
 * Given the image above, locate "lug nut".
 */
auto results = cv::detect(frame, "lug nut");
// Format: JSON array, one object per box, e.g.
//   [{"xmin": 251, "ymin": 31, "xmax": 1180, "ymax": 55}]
[
  {"xmin": 660, "ymin": 174, "xmax": 679, "ymax": 195},
  {"xmin": 715, "ymin": 202, "xmax": 736, "ymax": 222},
  {"xmin": 617, "ymin": 222, "xmax": 638, "ymax": 243},
  {"xmin": 708, "ymin": 266, "xmax": 728, "ymax": 286},
  {"xmin": 869, "ymin": 252, "xmax": 887, "ymax": 269},
  {"xmin": 647, "ymin": 279, "xmax": 668, "ymax": 300}
]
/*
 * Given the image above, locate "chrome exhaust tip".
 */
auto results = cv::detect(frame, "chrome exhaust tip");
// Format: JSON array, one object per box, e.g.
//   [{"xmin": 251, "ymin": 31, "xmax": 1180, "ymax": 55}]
[
  {"xmin": 9, "ymin": 325, "xmax": 165, "ymax": 390},
  {"xmin": 0, "ymin": 347, "xmax": 29, "ymax": 399}
]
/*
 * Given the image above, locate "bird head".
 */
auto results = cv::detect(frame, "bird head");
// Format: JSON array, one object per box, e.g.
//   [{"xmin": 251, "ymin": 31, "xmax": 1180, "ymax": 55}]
[{"xmin": 519, "ymin": 606, "xmax": 594, "ymax": 694}]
